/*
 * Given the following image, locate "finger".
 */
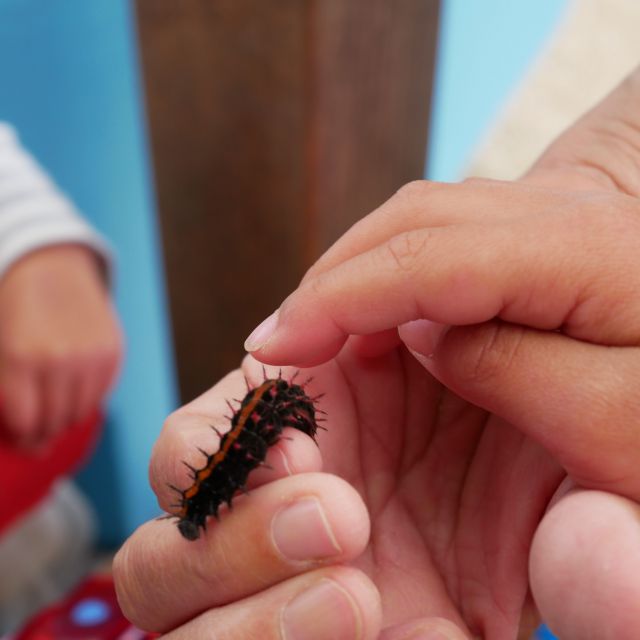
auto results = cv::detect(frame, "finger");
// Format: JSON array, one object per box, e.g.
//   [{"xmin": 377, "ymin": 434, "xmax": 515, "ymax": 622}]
[
  {"xmin": 379, "ymin": 617, "xmax": 471, "ymax": 640},
  {"xmin": 40, "ymin": 362, "xmax": 72, "ymax": 438},
  {"xmin": 401, "ymin": 319, "xmax": 640, "ymax": 500},
  {"xmin": 154, "ymin": 421, "xmax": 323, "ymax": 514},
  {"xmin": 151, "ymin": 566, "xmax": 381, "ymax": 640},
  {"xmin": 246, "ymin": 205, "xmax": 640, "ymax": 366},
  {"xmin": 69, "ymin": 350, "xmax": 117, "ymax": 425},
  {"xmin": 114, "ymin": 472, "xmax": 370, "ymax": 632},
  {"xmin": 69, "ymin": 366, "xmax": 99, "ymax": 425},
  {"xmin": 301, "ymin": 179, "xmax": 548, "ymax": 285},
  {"xmin": 0, "ymin": 366, "xmax": 40, "ymax": 444},
  {"xmin": 153, "ymin": 415, "xmax": 323, "ymax": 512},
  {"xmin": 150, "ymin": 366, "xmax": 324, "ymax": 510},
  {"xmin": 530, "ymin": 489, "xmax": 640, "ymax": 640},
  {"xmin": 348, "ymin": 329, "xmax": 402, "ymax": 360},
  {"xmin": 306, "ymin": 73, "xmax": 640, "ymax": 309}
]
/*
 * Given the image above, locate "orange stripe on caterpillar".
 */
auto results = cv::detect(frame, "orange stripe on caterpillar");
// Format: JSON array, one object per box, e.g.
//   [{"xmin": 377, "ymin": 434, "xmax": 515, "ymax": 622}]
[{"xmin": 167, "ymin": 375, "xmax": 322, "ymax": 541}]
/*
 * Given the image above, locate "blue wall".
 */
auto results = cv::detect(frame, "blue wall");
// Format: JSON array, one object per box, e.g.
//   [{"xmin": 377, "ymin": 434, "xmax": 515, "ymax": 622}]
[
  {"xmin": 428, "ymin": 0, "xmax": 569, "ymax": 181},
  {"xmin": 0, "ymin": 0, "xmax": 178, "ymax": 545}
]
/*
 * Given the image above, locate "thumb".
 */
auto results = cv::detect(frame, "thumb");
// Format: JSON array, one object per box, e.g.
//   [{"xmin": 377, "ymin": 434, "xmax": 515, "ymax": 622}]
[
  {"xmin": 398, "ymin": 319, "xmax": 640, "ymax": 501},
  {"xmin": 521, "ymin": 66, "xmax": 640, "ymax": 195},
  {"xmin": 379, "ymin": 617, "xmax": 472, "ymax": 640}
]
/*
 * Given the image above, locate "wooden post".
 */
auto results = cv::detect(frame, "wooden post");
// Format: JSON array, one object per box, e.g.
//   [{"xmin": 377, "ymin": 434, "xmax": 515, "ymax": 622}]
[{"xmin": 135, "ymin": 0, "xmax": 440, "ymax": 401}]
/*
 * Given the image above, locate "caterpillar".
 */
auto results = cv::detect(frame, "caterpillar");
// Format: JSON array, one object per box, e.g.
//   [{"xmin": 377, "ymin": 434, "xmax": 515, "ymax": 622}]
[{"xmin": 167, "ymin": 374, "xmax": 323, "ymax": 541}]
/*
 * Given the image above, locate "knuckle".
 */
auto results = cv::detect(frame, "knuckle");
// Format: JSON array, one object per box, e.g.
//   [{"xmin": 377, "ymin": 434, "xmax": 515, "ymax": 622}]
[
  {"xmin": 308, "ymin": 273, "xmax": 325, "ymax": 298},
  {"xmin": 395, "ymin": 179, "xmax": 443, "ymax": 201},
  {"xmin": 302, "ymin": 276, "xmax": 329, "ymax": 312},
  {"xmin": 41, "ymin": 351, "xmax": 72, "ymax": 370},
  {"xmin": 161, "ymin": 410, "xmax": 180, "ymax": 434},
  {"xmin": 27, "ymin": 344, "xmax": 73, "ymax": 370},
  {"xmin": 566, "ymin": 192, "xmax": 640, "ymax": 241},
  {"xmin": 386, "ymin": 229, "xmax": 430, "ymax": 274},
  {"xmin": 460, "ymin": 176, "xmax": 497, "ymax": 189},
  {"xmin": 1, "ymin": 342, "xmax": 39, "ymax": 370},
  {"xmin": 300, "ymin": 262, "xmax": 318, "ymax": 284},
  {"xmin": 581, "ymin": 120, "xmax": 640, "ymax": 194}
]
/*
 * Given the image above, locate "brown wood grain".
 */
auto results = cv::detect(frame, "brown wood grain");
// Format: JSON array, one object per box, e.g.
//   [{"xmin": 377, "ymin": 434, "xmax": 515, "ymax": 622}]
[{"xmin": 135, "ymin": 0, "xmax": 440, "ymax": 401}]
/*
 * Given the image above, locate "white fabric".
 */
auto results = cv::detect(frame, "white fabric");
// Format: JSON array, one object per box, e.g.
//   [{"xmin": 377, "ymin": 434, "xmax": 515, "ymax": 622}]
[{"xmin": 0, "ymin": 122, "xmax": 111, "ymax": 281}]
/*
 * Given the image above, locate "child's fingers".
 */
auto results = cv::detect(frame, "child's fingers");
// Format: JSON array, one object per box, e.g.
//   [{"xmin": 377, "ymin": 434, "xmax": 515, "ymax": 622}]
[
  {"xmin": 301, "ymin": 178, "xmax": 545, "ymax": 285},
  {"xmin": 247, "ymin": 200, "xmax": 640, "ymax": 366}
]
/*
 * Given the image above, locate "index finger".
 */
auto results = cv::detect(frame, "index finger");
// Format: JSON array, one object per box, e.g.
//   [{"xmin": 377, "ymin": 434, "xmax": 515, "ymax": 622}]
[
  {"xmin": 301, "ymin": 178, "xmax": 571, "ymax": 285},
  {"xmin": 245, "ymin": 197, "xmax": 640, "ymax": 366}
]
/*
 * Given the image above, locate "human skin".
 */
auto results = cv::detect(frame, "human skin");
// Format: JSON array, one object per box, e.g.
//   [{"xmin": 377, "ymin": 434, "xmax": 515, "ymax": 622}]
[
  {"xmin": 115, "ymin": 68, "xmax": 640, "ymax": 639},
  {"xmin": 0, "ymin": 244, "xmax": 123, "ymax": 448}
]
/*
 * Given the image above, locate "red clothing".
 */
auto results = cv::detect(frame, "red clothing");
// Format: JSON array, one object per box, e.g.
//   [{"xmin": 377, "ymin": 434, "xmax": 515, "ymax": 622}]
[{"xmin": 0, "ymin": 412, "xmax": 100, "ymax": 535}]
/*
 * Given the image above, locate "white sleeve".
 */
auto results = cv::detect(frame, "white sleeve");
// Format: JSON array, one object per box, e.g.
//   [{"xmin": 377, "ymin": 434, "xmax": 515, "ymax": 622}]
[{"xmin": 0, "ymin": 122, "xmax": 112, "ymax": 282}]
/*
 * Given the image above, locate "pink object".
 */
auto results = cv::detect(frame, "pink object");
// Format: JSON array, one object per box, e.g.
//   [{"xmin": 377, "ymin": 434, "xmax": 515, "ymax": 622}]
[{"xmin": 0, "ymin": 410, "xmax": 101, "ymax": 535}]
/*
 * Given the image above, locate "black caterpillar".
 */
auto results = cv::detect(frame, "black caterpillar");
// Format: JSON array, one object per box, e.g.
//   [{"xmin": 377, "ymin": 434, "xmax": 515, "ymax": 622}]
[{"xmin": 168, "ymin": 375, "xmax": 323, "ymax": 541}]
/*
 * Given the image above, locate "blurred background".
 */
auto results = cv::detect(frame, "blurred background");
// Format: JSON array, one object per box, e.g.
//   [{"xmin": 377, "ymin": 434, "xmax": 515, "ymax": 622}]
[{"xmin": 1, "ymin": 0, "xmax": 638, "ymax": 636}]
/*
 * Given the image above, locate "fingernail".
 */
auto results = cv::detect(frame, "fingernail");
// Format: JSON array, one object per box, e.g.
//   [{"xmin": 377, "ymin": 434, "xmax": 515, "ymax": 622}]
[
  {"xmin": 272, "ymin": 498, "xmax": 341, "ymax": 561},
  {"xmin": 245, "ymin": 309, "xmax": 279, "ymax": 352},
  {"xmin": 407, "ymin": 347, "xmax": 436, "ymax": 372},
  {"xmin": 281, "ymin": 579, "xmax": 361, "ymax": 640},
  {"xmin": 398, "ymin": 319, "xmax": 447, "ymax": 358}
]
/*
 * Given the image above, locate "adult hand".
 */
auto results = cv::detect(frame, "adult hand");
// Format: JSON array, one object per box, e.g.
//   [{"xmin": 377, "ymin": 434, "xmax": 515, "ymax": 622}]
[
  {"xmin": 241, "ymin": 69, "xmax": 640, "ymax": 638},
  {"xmin": 0, "ymin": 244, "xmax": 123, "ymax": 448},
  {"xmin": 116, "ymin": 68, "xmax": 640, "ymax": 640},
  {"xmin": 115, "ymin": 362, "xmax": 384, "ymax": 639}
]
